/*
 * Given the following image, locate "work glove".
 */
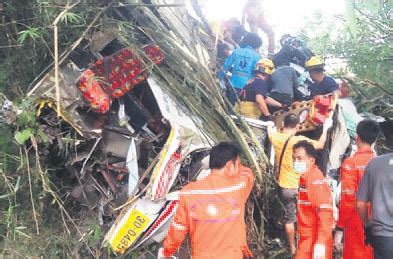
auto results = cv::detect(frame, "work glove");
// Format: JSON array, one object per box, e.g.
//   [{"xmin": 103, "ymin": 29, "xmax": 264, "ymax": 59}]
[
  {"xmin": 334, "ymin": 229, "xmax": 343, "ymax": 252},
  {"xmin": 242, "ymin": 245, "xmax": 253, "ymax": 258},
  {"xmin": 313, "ymin": 244, "xmax": 326, "ymax": 259},
  {"xmin": 323, "ymin": 117, "xmax": 333, "ymax": 131}
]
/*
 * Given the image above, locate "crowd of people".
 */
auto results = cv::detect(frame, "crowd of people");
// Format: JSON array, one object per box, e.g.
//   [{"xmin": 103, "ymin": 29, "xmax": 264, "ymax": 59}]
[
  {"xmin": 220, "ymin": 30, "xmax": 339, "ymax": 121},
  {"xmin": 157, "ymin": 119, "xmax": 392, "ymax": 259},
  {"xmin": 267, "ymin": 116, "xmax": 393, "ymax": 259},
  {"xmin": 214, "ymin": 1, "xmax": 341, "ymax": 122},
  {"xmin": 155, "ymin": 2, "xmax": 392, "ymax": 258}
]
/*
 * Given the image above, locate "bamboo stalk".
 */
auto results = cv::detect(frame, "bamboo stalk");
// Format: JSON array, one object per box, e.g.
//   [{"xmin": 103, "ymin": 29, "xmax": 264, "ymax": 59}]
[
  {"xmin": 52, "ymin": 1, "xmax": 81, "ymax": 117},
  {"xmin": 30, "ymin": 136, "xmax": 94, "ymax": 257},
  {"xmin": 24, "ymin": 146, "xmax": 40, "ymax": 235}
]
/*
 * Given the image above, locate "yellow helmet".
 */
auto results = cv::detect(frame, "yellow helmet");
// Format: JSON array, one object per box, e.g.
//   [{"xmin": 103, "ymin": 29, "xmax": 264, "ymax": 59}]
[
  {"xmin": 255, "ymin": 58, "xmax": 275, "ymax": 75},
  {"xmin": 305, "ymin": 56, "xmax": 325, "ymax": 70}
]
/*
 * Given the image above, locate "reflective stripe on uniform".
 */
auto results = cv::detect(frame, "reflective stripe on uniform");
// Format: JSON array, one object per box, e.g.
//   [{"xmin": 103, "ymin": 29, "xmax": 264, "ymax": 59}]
[
  {"xmin": 181, "ymin": 182, "xmax": 246, "ymax": 195},
  {"xmin": 341, "ymin": 189, "xmax": 355, "ymax": 194},
  {"xmin": 298, "ymin": 200, "xmax": 311, "ymax": 205},
  {"xmin": 312, "ymin": 179, "xmax": 328, "ymax": 185},
  {"xmin": 319, "ymin": 203, "xmax": 333, "ymax": 209},
  {"xmin": 343, "ymin": 164, "xmax": 366, "ymax": 171},
  {"xmin": 172, "ymin": 221, "xmax": 187, "ymax": 231}
]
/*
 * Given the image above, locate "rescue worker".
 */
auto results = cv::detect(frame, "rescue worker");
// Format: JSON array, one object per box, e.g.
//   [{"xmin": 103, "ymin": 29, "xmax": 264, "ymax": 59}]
[
  {"xmin": 234, "ymin": 58, "xmax": 274, "ymax": 120},
  {"xmin": 223, "ymin": 32, "xmax": 262, "ymax": 103},
  {"xmin": 268, "ymin": 113, "xmax": 332, "ymax": 255},
  {"xmin": 159, "ymin": 142, "xmax": 254, "ymax": 258},
  {"xmin": 304, "ymin": 56, "xmax": 339, "ymax": 99},
  {"xmin": 242, "ymin": 0, "xmax": 275, "ymax": 55},
  {"xmin": 335, "ymin": 119, "xmax": 380, "ymax": 258},
  {"xmin": 293, "ymin": 140, "xmax": 334, "ymax": 259},
  {"xmin": 265, "ymin": 64, "xmax": 298, "ymax": 111}
]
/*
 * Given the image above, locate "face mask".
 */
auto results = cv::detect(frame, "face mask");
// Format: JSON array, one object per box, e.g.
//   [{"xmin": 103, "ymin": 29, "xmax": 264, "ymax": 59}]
[{"xmin": 293, "ymin": 161, "xmax": 307, "ymax": 174}]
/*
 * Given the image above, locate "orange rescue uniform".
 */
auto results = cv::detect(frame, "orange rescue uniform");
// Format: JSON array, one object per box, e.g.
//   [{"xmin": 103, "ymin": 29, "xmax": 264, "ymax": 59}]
[
  {"xmin": 337, "ymin": 147, "xmax": 374, "ymax": 259},
  {"xmin": 296, "ymin": 165, "xmax": 334, "ymax": 259},
  {"xmin": 163, "ymin": 165, "xmax": 254, "ymax": 259}
]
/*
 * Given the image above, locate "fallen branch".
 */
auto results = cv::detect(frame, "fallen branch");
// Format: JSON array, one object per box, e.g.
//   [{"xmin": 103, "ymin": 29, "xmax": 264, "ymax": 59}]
[{"xmin": 80, "ymin": 136, "xmax": 102, "ymax": 179}]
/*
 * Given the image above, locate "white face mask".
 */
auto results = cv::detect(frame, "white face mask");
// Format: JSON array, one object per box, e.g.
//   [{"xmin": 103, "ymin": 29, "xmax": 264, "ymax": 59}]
[{"xmin": 293, "ymin": 160, "xmax": 307, "ymax": 173}]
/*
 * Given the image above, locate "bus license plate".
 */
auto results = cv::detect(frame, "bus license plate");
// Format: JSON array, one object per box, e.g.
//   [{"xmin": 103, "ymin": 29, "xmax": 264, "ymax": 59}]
[{"xmin": 110, "ymin": 209, "xmax": 150, "ymax": 254}]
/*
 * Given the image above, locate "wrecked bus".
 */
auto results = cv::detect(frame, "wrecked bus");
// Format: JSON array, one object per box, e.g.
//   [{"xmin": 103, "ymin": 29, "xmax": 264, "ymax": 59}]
[{"xmin": 16, "ymin": 2, "xmax": 380, "ymax": 257}]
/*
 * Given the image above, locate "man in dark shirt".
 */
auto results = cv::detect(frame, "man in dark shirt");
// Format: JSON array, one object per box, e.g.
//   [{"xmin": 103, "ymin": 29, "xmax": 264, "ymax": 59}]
[
  {"xmin": 239, "ymin": 75, "xmax": 271, "ymax": 102},
  {"xmin": 357, "ymin": 153, "xmax": 393, "ymax": 259},
  {"xmin": 304, "ymin": 56, "xmax": 339, "ymax": 99},
  {"xmin": 235, "ymin": 58, "xmax": 274, "ymax": 120},
  {"xmin": 266, "ymin": 65, "xmax": 298, "ymax": 108},
  {"xmin": 308, "ymin": 75, "xmax": 338, "ymax": 98}
]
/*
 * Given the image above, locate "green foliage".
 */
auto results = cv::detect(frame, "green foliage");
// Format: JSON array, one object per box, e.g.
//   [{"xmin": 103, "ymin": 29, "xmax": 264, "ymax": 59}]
[
  {"xmin": 0, "ymin": 128, "xmax": 35, "ymax": 243},
  {"xmin": 14, "ymin": 129, "xmax": 33, "ymax": 145},
  {"xmin": 0, "ymin": 122, "xmax": 73, "ymax": 257},
  {"xmin": 14, "ymin": 99, "xmax": 48, "ymax": 145},
  {"xmin": 0, "ymin": 0, "xmax": 100, "ymax": 96},
  {"xmin": 17, "ymin": 26, "xmax": 41, "ymax": 44},
  {"xmin": 86, "ymin": 223, "xmax": 102, "ymax": 247},
  {"xmin": 332, "ymin": 10, "xmax": 392, "ymax": 89},
  {"xmin": 298, "ymin": 11, "xmax": 346, "ymax": 58},
  {"xmin": 60, "ymin": 12, "xmax": 82, "ymax": 25},
  {"xmin": 299, "ymin": 2, "xmax": 392, "ymax": 103},
  {"xmin": 0, "ymin": 2, "xmax": 110, "ymax": 256}
]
